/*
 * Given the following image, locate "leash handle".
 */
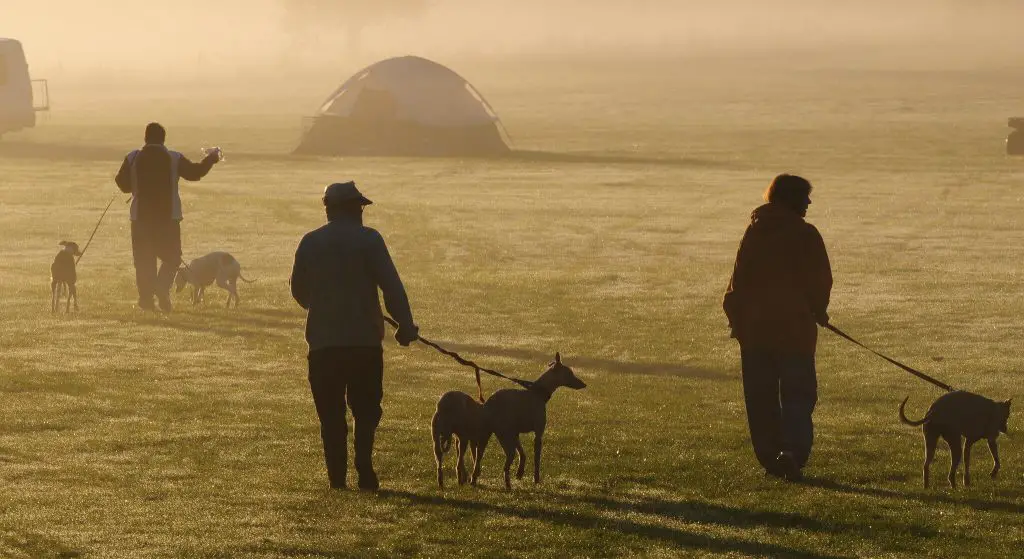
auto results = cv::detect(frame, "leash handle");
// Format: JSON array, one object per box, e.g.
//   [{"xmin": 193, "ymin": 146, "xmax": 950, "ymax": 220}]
[{"xmin": 824, "ymin": 323, "xmax": 954, "ymax": 392}]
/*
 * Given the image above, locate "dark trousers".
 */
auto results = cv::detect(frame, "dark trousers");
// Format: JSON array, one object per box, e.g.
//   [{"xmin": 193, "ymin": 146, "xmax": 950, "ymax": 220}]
[
  {"xmin": 740, "ymin": 349, "xmax": 818, "ymax": 471},
  {"xmin": 130, "ymin": 220, "xmax": 182, "ymax": 302},
  {"xmin": 308, "ymin": 346, "xmax": 384, "ymax": 488}
]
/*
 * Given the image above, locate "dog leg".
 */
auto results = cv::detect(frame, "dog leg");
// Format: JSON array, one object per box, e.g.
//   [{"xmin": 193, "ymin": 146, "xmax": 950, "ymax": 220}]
[
  {"xmin": 498, "ymin": 434, "xmax": 517, "ymax": 490},
  {"xmin": 65, "ymin": 285, "xmax": 72, "ymax": 313},
  {"xmin": 515, "ymin": 437, "xmax": 526, "ymax": 480},
  {"xmin": 468, "ymin": 441, "xmax": 479, "ymax": 483},
  {"xmin": 923, "ymin": 427, "xmax": 938, "ymax": 488},
  {"xmin": 963, "ymin": 438, "xmax": 976, "ymax": 487},
  {"xmin": 470, "ymin": 434, "xmax": 489, "ymax": 486},
  {"xmin": 943, "ymin": 433, "xmax": 962, "ymax": 489},
  {"xmin": 433, "ymin": 431, "xmax": 445, "ymax": 490},
  {"xmin": 533, "ymin": 429, "xmax": 544, "ymax": 484},
  {"xmin": 457, "ymin": 438, "xmax": 469, "ymax": 485},
  {"xmin": 988, "ymin": 438, "xmax": 1001, "ymax": 479},
  {"xmin": 70, "ymin": 285, "xmax": 79, "ymax": 312},
  {"xmin": 51, "ymin": 282, "xmax": 58, "ymax": 313}
]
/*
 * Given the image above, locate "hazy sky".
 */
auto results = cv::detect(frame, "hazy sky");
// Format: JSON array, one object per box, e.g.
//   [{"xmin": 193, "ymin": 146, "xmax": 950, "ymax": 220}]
[{"xmin": 2, "ymin": 0, "xmax": 1020, "ymax": 77}]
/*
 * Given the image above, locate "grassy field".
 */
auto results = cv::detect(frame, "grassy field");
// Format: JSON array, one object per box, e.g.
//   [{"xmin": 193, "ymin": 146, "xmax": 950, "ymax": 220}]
[{"xmin": 2, "ymin": 58, "xmax": 1024, "ymax": 558}]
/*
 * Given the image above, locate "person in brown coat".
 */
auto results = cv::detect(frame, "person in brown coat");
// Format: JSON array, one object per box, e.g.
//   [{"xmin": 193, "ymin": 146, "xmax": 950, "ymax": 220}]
[{"xmin": 723, "ymin": 174, "xmax": 832, "ymax": 482}]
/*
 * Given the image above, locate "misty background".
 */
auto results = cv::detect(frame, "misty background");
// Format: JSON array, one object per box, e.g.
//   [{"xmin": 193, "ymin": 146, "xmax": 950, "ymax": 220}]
[{"xmin": 3, "ymin": 0, "xmax": 1021, "ymax": 80}]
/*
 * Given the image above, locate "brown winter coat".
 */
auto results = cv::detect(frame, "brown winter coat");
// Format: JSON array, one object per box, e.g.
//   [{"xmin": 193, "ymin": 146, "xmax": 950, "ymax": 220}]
[{"xmin": 723, "ymin": 203, "xmax": 832, "ymax": 356}]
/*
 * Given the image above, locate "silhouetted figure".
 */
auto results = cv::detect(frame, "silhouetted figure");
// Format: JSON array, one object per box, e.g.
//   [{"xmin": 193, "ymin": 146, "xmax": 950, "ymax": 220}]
[
  {"xmin": 115, "ymin": 123, "xmax": 220, "ymax": 311},
  {"xmin": 723, "ymin": 174, "xmax": 832, "ymax": 482},
  {"xmin": 290, "ymin": 181, "xmax": 419, "ymax": 491},
  {"xmin": 1008, "ymin": 118, "xmax": 1024, "ymax": 155}
]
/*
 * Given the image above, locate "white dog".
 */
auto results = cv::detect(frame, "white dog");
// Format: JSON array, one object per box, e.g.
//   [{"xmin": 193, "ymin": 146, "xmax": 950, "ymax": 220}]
[{"xmin": 175, "ymin": 252, "xmax": 253, "ymax": 308}]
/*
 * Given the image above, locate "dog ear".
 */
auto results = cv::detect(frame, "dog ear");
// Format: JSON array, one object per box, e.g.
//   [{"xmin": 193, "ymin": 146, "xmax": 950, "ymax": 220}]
[
  {"xmin": 555, "ymin": 352, "xmax": 561, "ymax": 364},
  {"xmin": 59, "ymin": 241, "xmax": 68, "ymax": 247}
]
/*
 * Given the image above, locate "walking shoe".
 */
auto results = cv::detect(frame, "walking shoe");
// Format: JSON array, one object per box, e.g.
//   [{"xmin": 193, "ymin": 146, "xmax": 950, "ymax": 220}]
[
  {"xmin": 775, "ymin": 451, "xmax": 803, "ymax": 482},
  {"xmin": 157, "ymin": 292, "xmax": 173, "ymax": 313},
  {"xmin": 357, "ymin": 471, "xmax": 379, "ymax": 492},
  {"xmin": 136, "ymin": 297, "xmax": 156, "ymax": 311}
]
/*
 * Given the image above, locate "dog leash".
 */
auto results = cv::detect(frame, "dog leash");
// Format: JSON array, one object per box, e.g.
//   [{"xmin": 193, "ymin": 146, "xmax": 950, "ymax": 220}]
[
  {"xmin": 824, "ymin": 323, "xmax": 954, "ymax": 392},
  {"xmin": 382, "ymin": 315, "xmax": 535, "ymax": 402},
  {"xmin": 76, "ymin": 196, "xmax": 117, "ymax": 265}
]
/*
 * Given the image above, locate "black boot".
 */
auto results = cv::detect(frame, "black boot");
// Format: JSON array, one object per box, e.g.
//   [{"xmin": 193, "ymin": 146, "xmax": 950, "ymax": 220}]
[
  {"xmin": 322, "ymin": 436, "xmax": 347, "ymax": 489},
  {"xmin": 354, "ymin": 427, "xmax": 378, "ymax": 491}
]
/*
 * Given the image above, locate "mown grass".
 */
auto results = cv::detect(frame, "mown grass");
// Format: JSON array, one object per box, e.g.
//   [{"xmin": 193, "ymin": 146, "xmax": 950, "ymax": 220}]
[{"xmin": 1, "ymin": 59, "xmax": 1024, "ymax": 558}]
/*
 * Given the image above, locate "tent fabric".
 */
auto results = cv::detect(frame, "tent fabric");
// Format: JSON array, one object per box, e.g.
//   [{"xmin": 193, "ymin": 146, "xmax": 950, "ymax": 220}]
[
  {"xmin": 295, "ymin": 56, "xmax": 510, "ymax": 156},
  {"xmin": 1008, "ymin": 130, "xmax": 1024, "ymax": 155}
]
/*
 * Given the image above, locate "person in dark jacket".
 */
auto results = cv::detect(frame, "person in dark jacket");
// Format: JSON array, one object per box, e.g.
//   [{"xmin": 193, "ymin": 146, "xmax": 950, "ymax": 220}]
[
  {"xmin": 290, "ymin": 181, "xmax": 419, "ymax": 491},
  {"xmin": 723, "ymin": 174, "xmax": 832, "ymax": 482},
  {"xmin": 115, "ymin": 122, "xmax": 220, "ymax": 311}
]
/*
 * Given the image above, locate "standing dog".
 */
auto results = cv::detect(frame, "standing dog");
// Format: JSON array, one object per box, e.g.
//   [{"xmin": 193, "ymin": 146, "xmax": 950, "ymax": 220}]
[
  {"xmin": 50, "ymin": 241, "xmax": 82, "ymax": 313},
  {"xmin": 900, "ymin": 391, "xmax": 1012, "ymax": 488},
  {"xmin": 431, "ymin": 391, "xmax": 487, "ymax": 489},
  {"xmin": 174, "ymin": 252, "xmax": 253, "ymax": 308},
  {"xmin": 471, "ymin": 353, "xmax": 586, "ymax": 489}
]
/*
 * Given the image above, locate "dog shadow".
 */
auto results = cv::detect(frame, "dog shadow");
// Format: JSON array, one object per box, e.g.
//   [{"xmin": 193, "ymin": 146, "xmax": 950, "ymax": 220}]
[
  {"xmin": 803, "ymin": 477, "xmax": 1024, "ymax": 514},
  {"xmin": 375, "ymin": 489, "xmax": 852, "ymax": 559}
]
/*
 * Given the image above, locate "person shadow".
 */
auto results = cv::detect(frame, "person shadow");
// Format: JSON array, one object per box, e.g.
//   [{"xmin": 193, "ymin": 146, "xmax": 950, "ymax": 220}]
[
  {"xmin": 801, "ymin": 477, "xmax": 1024, "ymax": 514},
  {"xmin": 367, "ymin": 488, "xmax": 906, "ymax": 559}
]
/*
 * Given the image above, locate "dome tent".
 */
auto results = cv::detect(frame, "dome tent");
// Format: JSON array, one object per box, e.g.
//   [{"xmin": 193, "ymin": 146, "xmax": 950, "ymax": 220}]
[
  {"xmin": 1008, "ymin": 117, "xmax": 1024, "ymax": 156},
  {"xmin": 295, "ymin": 56, "xmax": 511, "ymax": 156}
]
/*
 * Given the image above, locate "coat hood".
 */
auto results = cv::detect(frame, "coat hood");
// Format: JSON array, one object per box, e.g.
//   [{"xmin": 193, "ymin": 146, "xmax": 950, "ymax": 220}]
[{"xmin": 750, "ymin": 203, "xmax": 804, "ymax": 225}]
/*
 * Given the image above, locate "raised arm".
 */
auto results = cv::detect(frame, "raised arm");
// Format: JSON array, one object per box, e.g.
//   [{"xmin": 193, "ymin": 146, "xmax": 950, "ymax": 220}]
[{"xmin": 178, "ymin": 152, "xmax": 218, "ymax": 182}]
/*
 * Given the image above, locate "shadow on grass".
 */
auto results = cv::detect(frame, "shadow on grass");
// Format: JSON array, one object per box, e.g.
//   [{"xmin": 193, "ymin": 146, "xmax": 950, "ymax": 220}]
[
  {"xmin": 502, "ymin": 149, "xmax": 737, "ymax": 169},
  {"xmin": 129, "ymin": 308, "xmax": 299, "ymax": 344},
  {"xmin": 804, "ymin": 477, "xmax": 1024, "ymax": 514},
  {"xmin": 0, "ymin": 141, "xmax": 125, "ymax": 162},
  {"xmin": 378, "ymin": 489, "xmax": 850, "ymax": 558},
  {"xmin": 567, "ymin": 494, "xmax": 936, "ymax": 538},
  {"xmin": 0, "ymin": 141, "xmax": 735, "ymax": 171},
  {"xmin": 435, "ymin": 342, "xmax": 728, "ymax": 381}
]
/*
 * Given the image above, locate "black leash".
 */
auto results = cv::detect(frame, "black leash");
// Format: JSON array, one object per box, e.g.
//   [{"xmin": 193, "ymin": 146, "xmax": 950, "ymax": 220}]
[
  {"xmin": 76, "ymin": 196, "xmax": 116, "ymax": 265},
  {"xmin": 382, "ymin": 315, "xmax": 535, "ymax": 401},
  {"xmin": 824, "ymin": 323, "xmax": 954, "ymax": 392}
]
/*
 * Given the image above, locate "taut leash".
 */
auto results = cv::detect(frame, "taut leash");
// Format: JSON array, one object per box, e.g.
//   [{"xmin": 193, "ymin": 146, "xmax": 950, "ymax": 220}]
[
  {"xmin": 76, "ymin": 196, "xmax": 116, "ymax": 265},
  {"xmin": 824, "ymin": 323, "xmax": 954, "ymax": 392},
  {"xmin": 382, "ymin": 315, "xmax": 535, "ymax": 402}
]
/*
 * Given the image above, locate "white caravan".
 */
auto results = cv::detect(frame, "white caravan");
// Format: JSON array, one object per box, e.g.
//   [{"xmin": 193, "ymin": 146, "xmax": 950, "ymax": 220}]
[{"xmin": 0, "ymin": 38, "xmax": 48, "ymax": 138}]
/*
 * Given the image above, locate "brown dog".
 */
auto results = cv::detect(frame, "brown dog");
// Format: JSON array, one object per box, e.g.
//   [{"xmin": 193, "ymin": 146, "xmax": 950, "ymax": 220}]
[
  {"xmin": 900, "ymin": 391, "xmax": 1012, "ymax": 488},
  {"xmin": 431, "ymin": 390, "xmax": 486, "ymax": 489},
  {"xmin": 50, "ymin": 241, "xmax": 82, "ymax": 313},
  {"xmin": 471, "ymin": 353, "xmax": 586, "ymax": 489}
]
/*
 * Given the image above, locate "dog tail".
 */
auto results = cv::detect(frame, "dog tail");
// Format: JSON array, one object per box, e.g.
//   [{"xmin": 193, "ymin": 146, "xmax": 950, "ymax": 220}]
[
  {"xmin": 899, "ymin": 396, "xmax": 928, "ymax": 426},
  {"xmin": 431, "ymin": 413, "xmax": 453, "ymax": 455},
  {"xmin": 238, "ymin": 270, "xmax": 255, "ymax": 284}
]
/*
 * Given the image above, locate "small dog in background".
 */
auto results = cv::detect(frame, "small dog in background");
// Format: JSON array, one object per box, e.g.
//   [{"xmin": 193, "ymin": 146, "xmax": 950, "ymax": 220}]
[
  {"xmin": 50, "ymin": 241, "xmax": 82, "ymax": 313},
  {"xmin": 431, "ymin": 391, "xmax": 487, "ymax": 489},
  {"xmin": 900, "ymin": 391, "xmax": 1012, "ymax": 488},
  {"xmin": 472, "ymin": 353, "xmax": 586, "ymax": 489},
  {"xmin": 175, "ymin": 251, "xmax": 253, "ymax": 308}
]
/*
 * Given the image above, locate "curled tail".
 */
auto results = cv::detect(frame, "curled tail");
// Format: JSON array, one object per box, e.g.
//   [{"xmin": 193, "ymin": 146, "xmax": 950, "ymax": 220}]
[
  {"xmin": 238, "ymin": 270, "xmax": 255, "ymax": 283},
  {"xmin": 899, "ymin": 396, "xmax": 929, "ymax": 426}
]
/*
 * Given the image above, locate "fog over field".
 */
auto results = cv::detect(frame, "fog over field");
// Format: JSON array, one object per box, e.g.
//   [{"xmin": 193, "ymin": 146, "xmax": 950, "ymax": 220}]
[{"xmin": 3, "ymin": 0, "xmax": 1021, "ymax": 79}]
